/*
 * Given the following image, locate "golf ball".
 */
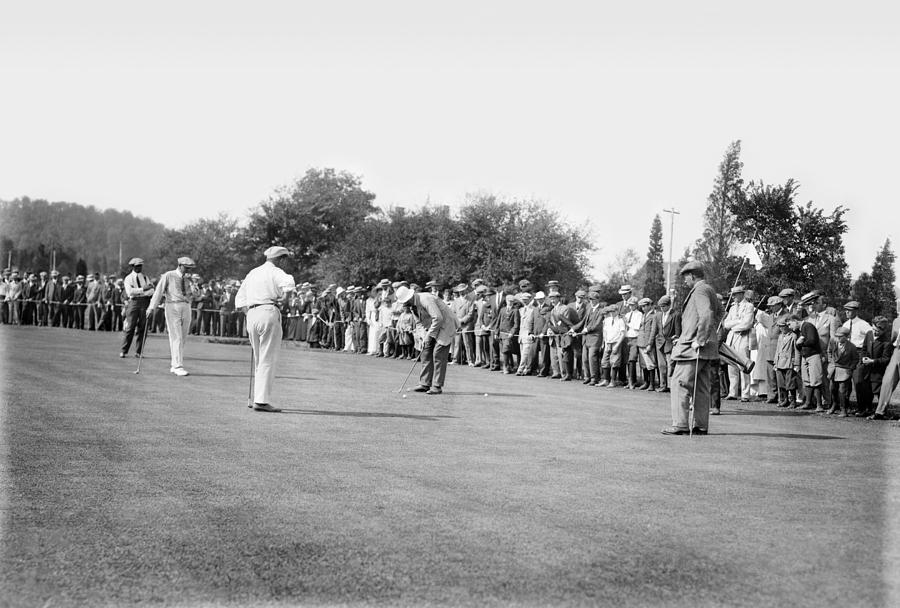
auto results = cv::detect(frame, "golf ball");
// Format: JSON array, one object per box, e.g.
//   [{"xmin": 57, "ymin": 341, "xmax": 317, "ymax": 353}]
[
  {"xmin": 402, "ymin": 395, "xmax": 407, "ymax": 399},
  {"xmin": 484, "ymin": 393, "xmax": 489, "ymax": 397}
]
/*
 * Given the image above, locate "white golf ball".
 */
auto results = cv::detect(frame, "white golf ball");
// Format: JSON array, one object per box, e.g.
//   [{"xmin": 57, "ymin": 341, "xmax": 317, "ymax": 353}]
[
  {"xmin": 402, "ymin": 394, "xmax": 407, "ymax": 399},
  {"xmin": 484, "ymin": 393, "xmax": 489, "ymax": 397}
]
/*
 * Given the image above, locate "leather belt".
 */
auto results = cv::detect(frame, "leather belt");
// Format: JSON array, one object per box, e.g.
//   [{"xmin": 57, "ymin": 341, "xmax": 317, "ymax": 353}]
[{"xmin": 248, "ymin": 302, "xmax": 277, "ymax": 310}]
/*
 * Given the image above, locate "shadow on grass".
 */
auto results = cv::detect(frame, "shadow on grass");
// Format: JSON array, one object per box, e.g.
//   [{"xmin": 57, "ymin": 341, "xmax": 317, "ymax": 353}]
[
  {"xmin": 190, "ymin": 373, "xmax": 314, "ymax": 380},
  {"xmin": 279, "ymin": 408, "xmax": 457, "ymax": 421},
  {"xmin": 722, "ymin": 410, "xmax": 816, "ymax": 417},
  {"xmin": 714, "ymin": 432, "xmax": 845, "ymax": 440},
  {"xmin": 441, "ymin": 391, "xmax": 531, "ymax": 398}
]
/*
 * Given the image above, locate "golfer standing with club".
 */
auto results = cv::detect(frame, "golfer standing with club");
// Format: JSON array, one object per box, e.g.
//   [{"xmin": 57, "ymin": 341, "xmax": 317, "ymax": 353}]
[
  {"xmin": 235, "ymin": 246, "xmax": 296, "ymax": 412},
  {"xmin": 662, "ymin": 261, "xmax": 722, "ymax": 436},
  {"xmin": 120, "ymin": 257, "xmax": 154, "ymax": 358},
  {"xmin": 147, "ymin": 256, "xmax": 200, "ymax": 376},
  {"xmin": 395, "ymin": 285, "xmax": 459, "ymax": 395}
]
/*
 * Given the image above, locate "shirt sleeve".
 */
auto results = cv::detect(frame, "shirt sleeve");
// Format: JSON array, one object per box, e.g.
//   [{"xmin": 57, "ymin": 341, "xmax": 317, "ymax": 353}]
[{"xmin": 148, "ymin": 273, "xmax": 167, "ymax": 309}]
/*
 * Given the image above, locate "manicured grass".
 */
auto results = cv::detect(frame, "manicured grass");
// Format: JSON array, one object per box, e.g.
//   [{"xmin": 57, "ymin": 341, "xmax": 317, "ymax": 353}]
[{"xmin": 1, "ymin": 325, "xmax": 898, "ymax": 607}]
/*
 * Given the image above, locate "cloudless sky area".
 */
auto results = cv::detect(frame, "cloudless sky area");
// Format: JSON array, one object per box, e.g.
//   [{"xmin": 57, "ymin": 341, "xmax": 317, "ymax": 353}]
[{"xmin": 2, "ymin": 1, "xmax": 898, "ymax": 280}]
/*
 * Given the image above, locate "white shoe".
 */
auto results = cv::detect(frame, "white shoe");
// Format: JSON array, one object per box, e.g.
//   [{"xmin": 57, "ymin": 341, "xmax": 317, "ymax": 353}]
[{"xmin": 171, "ymin": 367, "xmax": 189, "ymax": 376}]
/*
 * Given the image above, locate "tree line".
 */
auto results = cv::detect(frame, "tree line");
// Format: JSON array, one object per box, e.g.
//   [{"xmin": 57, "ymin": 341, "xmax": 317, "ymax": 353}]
[{"xmin": 2, "ymin": 150, "xmax": 895, "ymax": 321}]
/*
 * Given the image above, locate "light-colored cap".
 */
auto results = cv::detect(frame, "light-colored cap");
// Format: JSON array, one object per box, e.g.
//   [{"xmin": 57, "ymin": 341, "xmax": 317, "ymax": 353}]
[
  {"xmin": 638, "ymin": 297, "xmax": 652, "ymax": 306},
  {"xmin": 658, "ymin": 295, "xmax": 672, "ymax": 305},
  {"xmin": 627, "ymin": 296, "xmax": 639, "ymax": 305},
  {"xmin": 730, "ymin": 285, "xmax": 746, "ymax": 294},
  {"xmin": 843, "ymin": 300, "xmax": 860, "ymax": 310},
  {"xmin": 534, "ymin": 291, "xmax": 546, "ymax": 299},
  {"xmin": 264, "ymin": 246, "xmax": 291, "ymax": 260},
  {"xmin": 129, "ymin": 257, "xmax": 144, "ymax": 266},
  {"xmin": 767, "ymin": 296, "xmax": 783, "ymax": 307},
  {"xmin": 618, "ymin": 284, "xmax": 632, "ymax": 294},
  {"xmin": 177, "ymin": 256, "xmax": 196, "ymax": 266},
  {"xmin": 778, "ymin": 288, "xmax": 795, "ymax": 297}
]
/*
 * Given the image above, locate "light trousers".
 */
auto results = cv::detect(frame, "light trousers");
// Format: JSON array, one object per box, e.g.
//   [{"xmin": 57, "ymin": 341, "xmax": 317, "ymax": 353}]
[
  {"xmin": 874, "ymin": 347, "xmax": 900, "ymax": 416},
  {"xmin": 248, "ymin": 305, "xmax": 282, "ymax": 405},
  {"xmin": 164, "ymin": 302, "xmax": 192, "ymax": 369}
]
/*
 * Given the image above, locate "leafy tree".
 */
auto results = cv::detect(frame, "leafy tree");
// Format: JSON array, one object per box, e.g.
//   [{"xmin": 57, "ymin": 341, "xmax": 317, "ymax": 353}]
[
  {"xmin": 853, "ymin": 239, "xmax": 897, "ymax": 320},
  {"xmin": 694, "ymin": 141, "xmax": 744, "ymax": 293},
  {"xmin": 730, "ymin": 179, "xmax": 850, "ymax": 303},
  {"xmin": 244, "ymin": 168, "xmax": 378, "ymax": 276},
  {"xmin": 153, "ymin": 214, "xmax": 255, "ymax": 281},
  {"xmin": 642, "ymin": 214, "xmax": 665, "ymax": 302}
]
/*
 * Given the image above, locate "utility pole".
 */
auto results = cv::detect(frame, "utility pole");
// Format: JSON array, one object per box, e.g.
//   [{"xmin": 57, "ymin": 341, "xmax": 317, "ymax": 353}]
[{"xmin": 663, "ymin": 208, "xmax": 680, "ymax": 295}]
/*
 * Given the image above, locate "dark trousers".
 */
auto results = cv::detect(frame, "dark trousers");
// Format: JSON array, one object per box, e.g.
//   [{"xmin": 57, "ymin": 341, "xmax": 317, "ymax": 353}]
[
  {"xmin": 121, "ymin": 300, "xmax": 149, "ymax": 355},
  {"xmin": 488, "ymin": 332, "xmax": 502, "ymax": 369},
  {"xmin": 852, "ymin": 364, "xmax": 873, "ymax": 410},
  {"xmin": 420, "ymin": 340, "xmax": 451, "ymax": 389}
]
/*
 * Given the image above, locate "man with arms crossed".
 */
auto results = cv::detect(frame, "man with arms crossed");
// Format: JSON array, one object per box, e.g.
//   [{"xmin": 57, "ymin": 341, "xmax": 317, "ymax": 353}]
[{"xmin": 236, "ymin": 246, "xmax": 296, "ymax": 412}]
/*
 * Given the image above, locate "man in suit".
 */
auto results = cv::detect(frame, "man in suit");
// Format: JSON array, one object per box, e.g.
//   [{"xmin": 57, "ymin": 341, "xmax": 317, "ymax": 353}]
[
  {"xmin": 572, "ymin": 290, "xmax": 605, "ymax": 385},
  {"xmin": 548, "ymin": 289, "xmax": 579, "ymax": 380},
  {"xmin": 650, "ymin": 294, "xmax": 681, "ymax": 393},
  {"xmin": 43, "ymin": 269, "xmax": 63, "ymax": 327},
  {"xmin": 484, "ymin": 281, "xmax": 506, "ymax": 371},
  {"xmin": 663, "ymin": 261, "xmax": 722, "ymax": 436},
  {"xmin": 396, "ymin": 285, "xmax": 459, "ymax": 395}
]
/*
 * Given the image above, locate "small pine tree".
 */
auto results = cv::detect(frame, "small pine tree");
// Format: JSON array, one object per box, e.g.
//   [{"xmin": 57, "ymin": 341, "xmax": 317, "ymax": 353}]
[{"xmin": 643, "ymin": 215, "xmax": 665, "ymax": 302}]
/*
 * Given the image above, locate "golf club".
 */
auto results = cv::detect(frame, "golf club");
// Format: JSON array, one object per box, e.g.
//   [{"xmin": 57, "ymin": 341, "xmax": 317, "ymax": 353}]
[
  {"xmin": 397, "ymin": 354, "xmax": 421, "ymax": 393},
  {"xmin": 133, "ymin": 315, "xmax": 151, "ymax": 374},
  {"xmin": 247, "ymin": 346, "xmax": 255, "ymax": 408}
]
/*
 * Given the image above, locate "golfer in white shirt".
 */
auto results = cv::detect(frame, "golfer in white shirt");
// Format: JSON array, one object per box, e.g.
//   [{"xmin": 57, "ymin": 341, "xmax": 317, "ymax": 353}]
[{"xmin": 235, "ymin": 246, "xmax": 296, "ymax": 412}]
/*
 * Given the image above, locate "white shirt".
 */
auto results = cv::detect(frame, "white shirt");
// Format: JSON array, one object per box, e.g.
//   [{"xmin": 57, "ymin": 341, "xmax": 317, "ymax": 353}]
[
  {"xmin": 235, "ymin": 261, "xmax": 295, "ymax": 308},
  {"xmin": 842, "ymin": 316, "xmax": 873, "ymax": 349},
  {"xmin": 123, "ymin": 270, "xmax": 153, "ymax": 298},
  {"xmin": 625, "ymin": 309, "xmax": 642, "ymax": 338}
]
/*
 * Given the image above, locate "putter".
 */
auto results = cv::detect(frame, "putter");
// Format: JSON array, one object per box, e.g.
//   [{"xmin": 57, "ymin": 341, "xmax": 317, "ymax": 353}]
[
  {"xmin": 247, "ymin": 346, "xmax": 255, "ymax": 408},
  {"xmin": 133, "ymin": 315, "xmax": 151, "ymax": 374},
  {"xmin": 397, "ymin": 354, "xmax": 421, "ymax": 393}
]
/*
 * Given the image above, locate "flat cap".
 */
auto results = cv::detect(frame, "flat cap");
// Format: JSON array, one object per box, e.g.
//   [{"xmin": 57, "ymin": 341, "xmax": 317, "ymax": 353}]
[
  {"xmin": 776, "ymin": 318, "xmax": 788, "ymax": 327},
  {"xmin": 843, "ymin": 300, "xmax": 860, "ymax": 310},
  {"xmin": 679, "ymin": 262, "xmax": 703, "ymax": 276},
  {"xmin": 475, "ymin": 285, "xmax": 488, "ymax": 295},
  {"xmin": 472, "ymin": 278, "xmax": 485, "ymax": 287},
  {"xmin": 177, "ymin": 256, "xmax": 195, "ymax": 266},
  {"xmin": 778, "ymin": 288, "xmax": 795, "ymax": 297},
  {"xmin": 519, "ymin": 279, "xmax": 533, "ymax": 289},
  {"xmin": 264, "ymin": 246, "xmax": 290, "ymax": 260},
  {"xmin": 800, "ymin": 290, "xmax": 822, "ymax": 305},
  {"xmin": 638, "ymin": 297, "xmax": 652, "ymax": 306},
  {"xmin": 834, "ymin": 326, "xmax": 851, "ymax": 337},
  {"xmin": 766, "ymin": 296, "xmax": 784, "ymax": 307},
  {"xmin": 129, "ymin": 257, "xmax": 144, "ymax": 266},
  {"xmin": 658, "ymin": 295, "xmax": 672, "ymax": 306},
  {"xmin": 574, "ymin": 289, "xmax": 586, "ymax": 297},
  {"xmin": 627, "ymin": 296, "xmax": 639, "ymax": 305},
  {"xmin": 75, "ymin": 275, "xmax": 84, "ymax": 281},
  {"xmin": 517, "ymin": 292, "xmax": 533, "ymax": 304},
  {"xmin": 50, "ymin": 269, "xmax": 59, "ymax": 276},
  {"xmin": 618, "ymin": 284, "xmax": 633, "ymax": 294},
  {"xmin": 453, "ymin": 283, "xmax": 468, "ymax": 293},
  {"xmin": 588, "ymin": 291, "xmax": 600, "ymax": 300},
  {"xmin": 730, "ymin": 285, "xmax": 747, "ymax": 294}
]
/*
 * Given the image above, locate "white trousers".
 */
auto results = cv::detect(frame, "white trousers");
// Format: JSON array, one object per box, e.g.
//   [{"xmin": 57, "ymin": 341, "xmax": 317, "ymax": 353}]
[
  {"xmin": 164, "ymin": 302, "xmax": 192, "ymax": 369},
  {"xmin": 248, "ymin": 305, "xmax": 282, "ymax": 405}
]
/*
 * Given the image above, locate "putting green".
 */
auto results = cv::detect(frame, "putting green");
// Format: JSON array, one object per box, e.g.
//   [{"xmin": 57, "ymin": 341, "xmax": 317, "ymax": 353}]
[{"xmin": 1, "ymin": 326, "xmax": 897, "ymax": 607}]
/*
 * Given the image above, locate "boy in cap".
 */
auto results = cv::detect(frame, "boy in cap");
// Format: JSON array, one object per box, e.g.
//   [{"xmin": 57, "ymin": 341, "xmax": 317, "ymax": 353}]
[
  {"xmin": 147, "ymin": 256, "xmax": 200, "ymax": 376},
  {"xmin": 827, "ymin": 326, "xmax": 859, "ymax": 416},
  {"xmin": 236, "ymin": 246, "xmax": 296, "ymax": 411},
  {"xmin": 774, "ymin": 317, "xmax": 801, "ymax": 407},
  {"xmin": 636, "ymin": 297, "xmax": 657, "ymax": 390}
]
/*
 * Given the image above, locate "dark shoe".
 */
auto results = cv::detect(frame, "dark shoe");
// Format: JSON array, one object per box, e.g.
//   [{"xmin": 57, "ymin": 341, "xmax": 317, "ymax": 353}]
[
  {"xmin": 412, "ymin": 385, "xmax": 429, "ymax": 393},
  {"xmin": 583, "ymin": 379, "xmax": 592, "ymax": 385},
  {"xmin": 725, "ymin": 395, "xmax": 738, "ymax": 401},
  {"xmin": 868, "ymin": 413, "xmax": 886, "ymax": 420},
  {"xmin": 661, "ymin": 427, "xmax": 690, "ymax": 435},
  {"xmin": 740, "ymin": 398, "xmax": 750, "ymax": 403},
  {"xmin": 253, "ymin": 403, "xmax": 282, "ymax": 412},
  {"xmin": 550, "ymin": 375, "xmax": 561, "ymax": 379},
  {"xmin": 118, "ymin": 352, "xmax": 126, "ymax": 358},
  {"xmin": 776, "ymin": 402, "xmax": 789, "ymax": 408},
  {"xmin": 814, "ymin": 407, "xmax": 826, "ymax": 413},
  {"xmin": 588, "ymin": 381, "xmax": 597, "ymax": 386},
  {"xmin": 854, "ymin": 410, "xmax": 871, "ymax": 418},
  {"xmin": 691, "ymin": 427, "xmax": 708, "ymax": 435},
  {"xmin": 656, "ymin": 387, "xmax": 670, "ymax": 393},
  {"xmin": 710, "ymin": 407, "xmax": 721, "ymax": 415},
  {"xmin": 426, "ymin": 387, "xmax": 442, "ymax": 395},
  {"xmin": 766, "ymin": 398, "xmax": 778, "ymax": 404}
]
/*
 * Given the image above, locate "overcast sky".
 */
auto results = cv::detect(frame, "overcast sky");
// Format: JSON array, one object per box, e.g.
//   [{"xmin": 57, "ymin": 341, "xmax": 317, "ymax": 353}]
[{"xmin": 2, "ymin": 1, "xmax": 898, "ymax": 281}]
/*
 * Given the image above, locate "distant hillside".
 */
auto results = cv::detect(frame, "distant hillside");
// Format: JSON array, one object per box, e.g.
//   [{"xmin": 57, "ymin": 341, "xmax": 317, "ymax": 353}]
[{"xmin": 0, "ymin": 197, "xmax": 167, "ymax": 276}]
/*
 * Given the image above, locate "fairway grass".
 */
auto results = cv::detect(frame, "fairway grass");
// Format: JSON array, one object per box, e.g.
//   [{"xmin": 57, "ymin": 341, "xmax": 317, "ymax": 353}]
[{"xmin": 1, "ymin": 325, "xmax": 898, "ymax": 607}]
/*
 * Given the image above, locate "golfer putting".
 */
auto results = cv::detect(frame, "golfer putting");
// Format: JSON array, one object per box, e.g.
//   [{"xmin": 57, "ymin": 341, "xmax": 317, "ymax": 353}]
[
  {"xmin": 394, "ymin": 285, "xmax": 459, "ymax": 395},
  {"xmin": 662, "ymin": 261, "xmax": 722, "ymax": 436},
  {"xmin": 235, "ymin": 246, "xmax": 296, "ymax": 412}
]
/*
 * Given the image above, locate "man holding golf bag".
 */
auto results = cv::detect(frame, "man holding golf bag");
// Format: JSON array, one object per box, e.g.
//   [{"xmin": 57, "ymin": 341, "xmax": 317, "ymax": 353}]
[
  {"xmin": 235, "ymin": 246, "xmax": 296, "ymax": 412},
  {"xmin": 662, "ymin": 261, "xmax": 723, "ymax": 436}
]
